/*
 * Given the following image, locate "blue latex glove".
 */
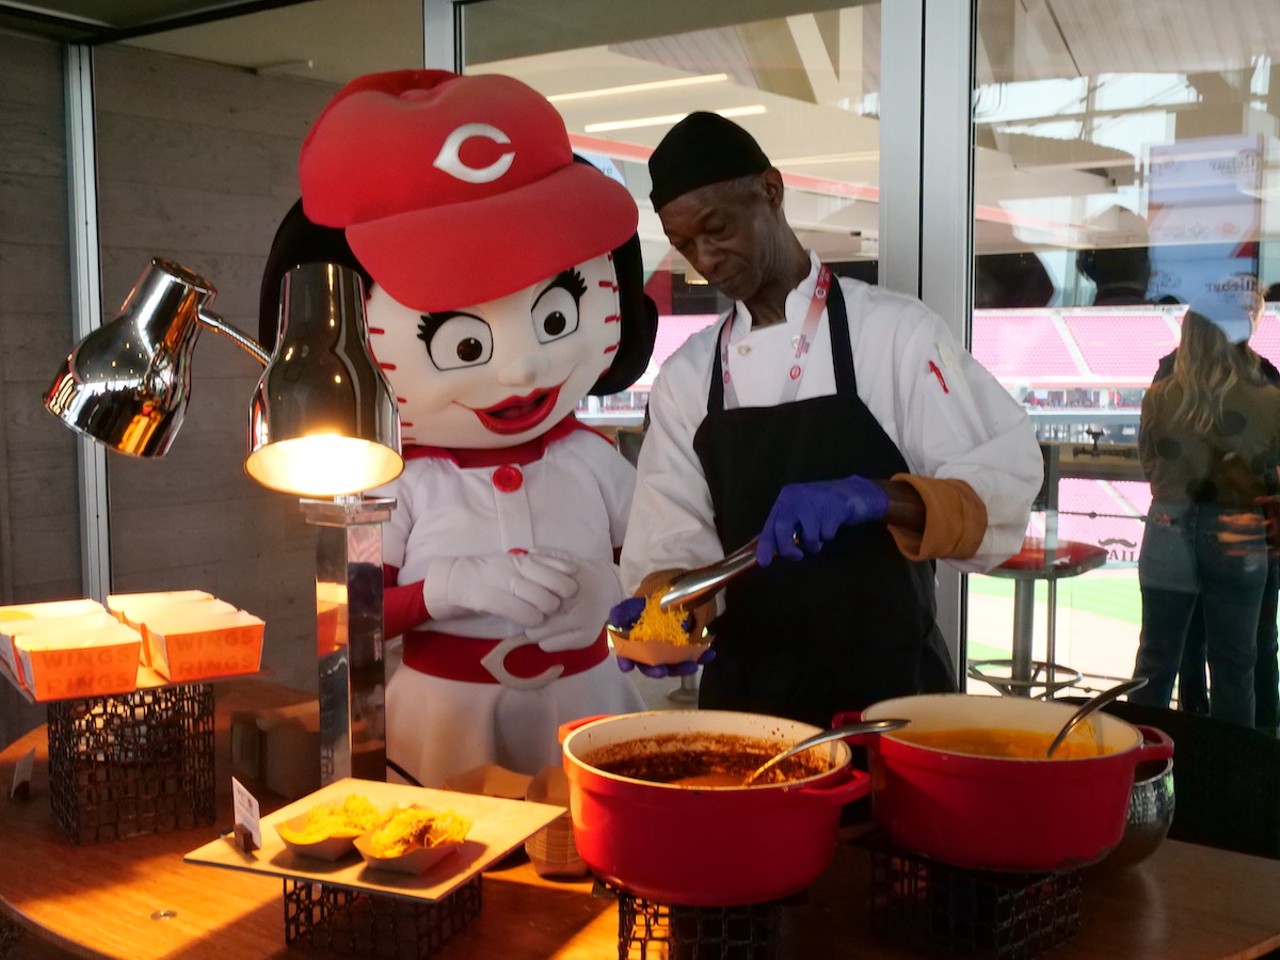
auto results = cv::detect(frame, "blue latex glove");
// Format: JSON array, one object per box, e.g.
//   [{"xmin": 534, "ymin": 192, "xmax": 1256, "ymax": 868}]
[
  {"xmin": 757, "ymin": 475, "xmax": 889, "ymax": 567},
  {"xmin": 608, "ymin": 596, "xmax": 646, "ymax": 632},
  {"xmin": 609, "ymin": 596, "xmax": 711, "ymax": 678},
  {"xmin": 617, "ymin": 646, "xmax": 716, "ymax": 679}
]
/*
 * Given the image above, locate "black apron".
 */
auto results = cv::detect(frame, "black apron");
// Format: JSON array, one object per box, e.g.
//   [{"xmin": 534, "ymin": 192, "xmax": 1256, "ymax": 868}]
[{"xmin": 691, "ymin": 276, "xmax": 957, "ymax": 728}]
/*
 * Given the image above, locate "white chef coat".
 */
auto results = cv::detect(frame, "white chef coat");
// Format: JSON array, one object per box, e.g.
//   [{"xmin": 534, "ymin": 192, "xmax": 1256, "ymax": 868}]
[
  {"xmin": 622, "ymin": 252, "xmax": 1042, "ymax": 589},
  {"xmin": 374, "ymin": 428, "xmax": 646, "ymax": 787}
]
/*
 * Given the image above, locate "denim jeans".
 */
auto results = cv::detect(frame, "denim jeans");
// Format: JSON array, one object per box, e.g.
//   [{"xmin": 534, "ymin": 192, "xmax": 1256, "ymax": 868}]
[
  {"xmin": 1133, "ymin": 501, "xmax": 1266, "ymax": 727},
  {"xmin": 1177, "ymin": 559, "xmax": 1280, "ymax": 730}
]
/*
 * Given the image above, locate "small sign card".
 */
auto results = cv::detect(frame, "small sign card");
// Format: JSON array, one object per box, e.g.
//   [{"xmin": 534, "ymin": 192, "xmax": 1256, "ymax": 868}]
[
  {"xmin": 9, "ymin": 747, "xmax": 34, "ymax": 801},
  {"xmin": 231, "ymin": 776, "xmax": 261, "ymax": 852}
]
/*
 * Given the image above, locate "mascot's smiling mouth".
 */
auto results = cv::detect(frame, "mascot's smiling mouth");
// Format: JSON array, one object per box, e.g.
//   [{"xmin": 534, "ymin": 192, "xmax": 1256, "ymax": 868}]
[{"xmin": 470, "ymin": 384, "xmax": 563, "ymax": 435}]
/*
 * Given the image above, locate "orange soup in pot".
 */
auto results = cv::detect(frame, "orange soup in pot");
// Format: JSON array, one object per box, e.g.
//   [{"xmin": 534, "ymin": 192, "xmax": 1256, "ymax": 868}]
[{"xmin": 889, "ymin": 727, "xmax": 1119, "ymax": 759}]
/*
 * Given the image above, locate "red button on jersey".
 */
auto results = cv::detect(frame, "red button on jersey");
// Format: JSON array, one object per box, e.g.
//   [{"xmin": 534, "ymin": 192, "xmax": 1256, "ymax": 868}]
[{"xmin": 492, "ymin": 464, "xmax": 523, "ymax": 493}]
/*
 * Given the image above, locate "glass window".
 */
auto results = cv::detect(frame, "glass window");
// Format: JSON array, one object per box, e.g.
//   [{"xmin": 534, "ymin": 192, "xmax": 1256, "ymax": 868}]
[
  {"xmin": 461, "ymin": 0, "xmax": 882, "ymax": 427},
  {"xmin": 969, "ymin": 0, "xmax": 1280, "ymax": 727}
]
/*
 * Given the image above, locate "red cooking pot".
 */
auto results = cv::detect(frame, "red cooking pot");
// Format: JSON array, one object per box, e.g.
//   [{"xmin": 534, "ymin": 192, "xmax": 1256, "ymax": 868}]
[
  {"xmin": 561, "ymin": 710, "xmax": 869, "ymax": 906},
  {"xmin": 858, "ymin": 694, "xmax": 1174, "ymax": 873}
]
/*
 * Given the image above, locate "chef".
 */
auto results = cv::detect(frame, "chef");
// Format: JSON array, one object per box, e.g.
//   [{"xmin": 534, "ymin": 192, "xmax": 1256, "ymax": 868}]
[
  {"xmin": 289, "ymin": 70, "xmax": 656, "ymax": 786},
  {"xmin": 616, "ymin": 112, "xmax": 1042, "ymax": 728}
]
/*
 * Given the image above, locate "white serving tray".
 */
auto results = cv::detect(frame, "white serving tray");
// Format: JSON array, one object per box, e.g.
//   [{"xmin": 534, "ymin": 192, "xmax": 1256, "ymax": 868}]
[{"xmin": 184, "ymin": 777, "xmax": 566, "ymax": 903}]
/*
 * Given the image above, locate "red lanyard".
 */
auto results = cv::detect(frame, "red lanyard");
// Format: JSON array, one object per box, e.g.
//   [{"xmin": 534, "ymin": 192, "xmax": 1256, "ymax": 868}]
[{"xmin": 718, "ymin": 265, "xmax": 831, "ymax": 410}]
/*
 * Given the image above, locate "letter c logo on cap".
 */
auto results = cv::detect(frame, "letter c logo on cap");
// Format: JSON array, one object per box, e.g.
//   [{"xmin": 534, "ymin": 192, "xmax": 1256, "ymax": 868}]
[{"xmin": 434, "ymin": 123, "xmax": 515, "ymax": 184}]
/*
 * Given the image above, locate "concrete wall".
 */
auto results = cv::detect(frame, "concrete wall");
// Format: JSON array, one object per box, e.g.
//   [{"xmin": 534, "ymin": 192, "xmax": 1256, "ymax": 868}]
[
  {"xmin": 0, "ymin": 32, "xmax": 342, "ymax": 742},
  {"xmin": 0, "ymin": 33, "xmax": 77, "ymax": 742}
]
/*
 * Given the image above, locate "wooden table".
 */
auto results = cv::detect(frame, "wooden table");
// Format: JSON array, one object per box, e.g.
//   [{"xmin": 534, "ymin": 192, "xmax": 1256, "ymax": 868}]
[{"xmin": 0, "ymin": 680, "xmax": 1278, "ymax": 960}]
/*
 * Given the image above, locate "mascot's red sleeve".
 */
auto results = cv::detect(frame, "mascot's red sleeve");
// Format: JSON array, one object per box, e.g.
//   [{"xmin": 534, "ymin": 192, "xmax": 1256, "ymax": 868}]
[{"xmin": 383, "ymin": 566, "xmax": 428, "ymax": 639}]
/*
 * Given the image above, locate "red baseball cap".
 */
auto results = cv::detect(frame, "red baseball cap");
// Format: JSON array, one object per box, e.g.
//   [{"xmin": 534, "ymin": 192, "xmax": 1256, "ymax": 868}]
[{"xmin": 299, "ymin": 70, "xmax": 639, "ymax": 312}]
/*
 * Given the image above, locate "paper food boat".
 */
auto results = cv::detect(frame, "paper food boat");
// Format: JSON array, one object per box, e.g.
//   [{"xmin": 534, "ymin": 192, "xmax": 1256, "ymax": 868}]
[
  {"xmin": 0, "ymin": 598, "xmax": 106, "ymax": 621},
  {"xmin": 107, "ymin": 590, "xmax": 216, "ymax": 627},
  {"xmin": 353, "ymin": 807, "xmax": 472, "ymax": 876},
  {"xmin": 15, "ymin": 620, "xmax": 143, "ymax": 700},
  {"xmin": 107, "ymin": 591, "xmax": 217, "ymax": 666},
  {"xmin": 442, "ymin": 764, "xmax": 534, "ymax": 801},
  {"xmin": 0, "ymin": 609, "xmax": 119, "ymax": 689},
  {"xmin": 143, "ymin": 608, "xmax": 264, "ymax": 683},
  {"xmin": 274, "ymin": 812, "xmax": 362, "ymax": 862},
  {"xmin": 607, "ymin": 624, "xmax": 712, "ymax": 667}
]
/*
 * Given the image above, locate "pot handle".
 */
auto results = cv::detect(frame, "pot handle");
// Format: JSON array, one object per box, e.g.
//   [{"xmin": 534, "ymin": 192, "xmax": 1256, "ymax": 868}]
[
  {"xmin": 557, "ymin": 714, "xmax": 611, "ymax": 745},
  {"xmin": 1132, "ymin": 723, "xmax": 1175, "ymax": 763},
  {"xmin": 828, "ymin": 710, "xmax": 892, "ymax": 747},
  {"xmin": 795, "ymin": 768, "xmax": 871, "ymax": 805}
]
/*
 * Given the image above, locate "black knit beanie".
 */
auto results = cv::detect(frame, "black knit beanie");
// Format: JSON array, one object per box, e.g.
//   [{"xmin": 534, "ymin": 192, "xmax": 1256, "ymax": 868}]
[{"xmin": 648, "ymin": 111, "xmax": 772, "ymax": 212}]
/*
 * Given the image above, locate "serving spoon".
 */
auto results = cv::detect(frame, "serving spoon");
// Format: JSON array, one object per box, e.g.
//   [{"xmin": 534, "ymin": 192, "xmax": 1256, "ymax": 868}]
[
  {"xmin": 741, "ymin": 717, "xmax": 910, "ymax": 787},
  {"xmin": 1045, "ymin": 676, "xmax": 1149, "ymax": 758}
]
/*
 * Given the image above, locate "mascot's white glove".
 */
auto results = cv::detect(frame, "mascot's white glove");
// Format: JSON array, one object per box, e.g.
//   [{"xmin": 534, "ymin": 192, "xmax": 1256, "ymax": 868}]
[
  {"xmin": 421, "ymin": 553, "xmax": 579, "ymax": 629},
  {"xmin": 525, "ymin": 552, "xmax": 624, "ymax": 653}
]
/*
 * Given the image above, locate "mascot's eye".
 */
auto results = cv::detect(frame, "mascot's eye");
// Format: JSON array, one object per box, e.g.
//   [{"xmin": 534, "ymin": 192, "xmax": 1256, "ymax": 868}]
[
  {"xmin": 419, "ymin": 313, "xmax": 493, "ymax": 371},
  {"xmin": 531, "ymin": 284, "xmax": 581, "ymax": 344}
]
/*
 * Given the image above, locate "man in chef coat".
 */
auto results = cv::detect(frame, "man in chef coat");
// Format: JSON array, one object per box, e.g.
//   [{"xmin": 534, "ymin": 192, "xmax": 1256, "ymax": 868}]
[{"xmin": 616, "ymin": 112, "xmax": 1042, "ymax": 727}]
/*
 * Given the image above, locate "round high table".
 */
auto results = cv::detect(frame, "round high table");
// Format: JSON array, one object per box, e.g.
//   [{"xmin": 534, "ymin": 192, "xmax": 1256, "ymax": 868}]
[
  {"xmin": 0, "ymin": 680, "xmax": 1278, "ymax": 960},
  {"xmin": 972, "ymin": 537, "xmax": 1109, "ymax": 697}
]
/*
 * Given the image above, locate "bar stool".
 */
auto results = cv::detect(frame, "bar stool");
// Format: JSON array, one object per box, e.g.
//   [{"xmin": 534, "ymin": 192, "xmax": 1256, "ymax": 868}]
[{"xmin": 969, "ymin": 535, "xmax": 1107, "ymax": 697}]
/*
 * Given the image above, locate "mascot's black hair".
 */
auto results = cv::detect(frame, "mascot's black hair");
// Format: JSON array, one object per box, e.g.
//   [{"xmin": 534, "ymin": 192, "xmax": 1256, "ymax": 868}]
[{"xmin": 258, "ymin": 180, "xmax": 658, "ymax": 396}]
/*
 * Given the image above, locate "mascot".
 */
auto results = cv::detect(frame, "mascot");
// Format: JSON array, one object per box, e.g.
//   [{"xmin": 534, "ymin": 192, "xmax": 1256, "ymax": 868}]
[{"xmin": 262, "ymin": 70, "xmax": 656, "ymax": 786}]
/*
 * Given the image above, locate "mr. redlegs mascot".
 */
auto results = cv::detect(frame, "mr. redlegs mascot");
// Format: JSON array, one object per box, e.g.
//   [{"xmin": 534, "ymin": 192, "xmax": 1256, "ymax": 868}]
[{"xmin": 267, "ymin": 70, "xmax": 656, "ymax": 787}]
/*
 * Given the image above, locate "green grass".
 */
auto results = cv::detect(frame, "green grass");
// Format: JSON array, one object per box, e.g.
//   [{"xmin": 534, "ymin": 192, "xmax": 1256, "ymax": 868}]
[
  {"xmin": 968, "ymin": 572, "xmax": 1142, "ymax": 625},
  {"xmin": 965, "ymin": 571, "xmax": 1142, "ymax": 663}
]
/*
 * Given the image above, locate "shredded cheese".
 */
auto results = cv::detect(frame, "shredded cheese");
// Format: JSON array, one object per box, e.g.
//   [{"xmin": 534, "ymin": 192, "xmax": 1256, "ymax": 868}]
[
  {"xmin": 365, "ymin": 807, "xmax": 473, "ymax": 857},
  {"xmin": 278, "ymin": 794, "xmax": 381, "ymax": 843},
  {"xmin": 629, "ymin": 587, "xmax": 693, "ymax": 646}
]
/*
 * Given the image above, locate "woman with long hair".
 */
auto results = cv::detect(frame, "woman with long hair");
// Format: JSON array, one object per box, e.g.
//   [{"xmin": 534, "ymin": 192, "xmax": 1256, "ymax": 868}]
[{"xmin": 1131, "ymin": 285, "xmax": 1280, "ymax": 726}]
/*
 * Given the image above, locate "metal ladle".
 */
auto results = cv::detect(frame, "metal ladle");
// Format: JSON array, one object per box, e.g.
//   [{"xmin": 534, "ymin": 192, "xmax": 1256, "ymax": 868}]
[
  {"xmin": 741, "ymin": 718, "xmax": 910, "ymax": 787},
  {"xmin": 1045, "ymin": 677, "xmax": 1149, "ymax": 758}
]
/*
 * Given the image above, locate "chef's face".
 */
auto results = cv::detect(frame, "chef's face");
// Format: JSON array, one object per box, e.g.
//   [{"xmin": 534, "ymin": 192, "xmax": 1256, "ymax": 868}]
[
  {"xmin": 658, "ymin": 170, "xmax": 790, "ymax": 304},
  {"xmin": 365, "ymin": 252, "xmax": 620, "ymax": 450}
]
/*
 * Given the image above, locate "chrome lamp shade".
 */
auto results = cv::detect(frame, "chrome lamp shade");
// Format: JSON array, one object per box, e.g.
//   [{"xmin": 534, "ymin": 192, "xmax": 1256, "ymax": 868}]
[
  {"xmin": 44, "ymin": 259, "xmax": 214, "ymax": 458},
  {"xmin": 246, "ymin": 262, "xmax": 402, "ymax": 497},
  {"xmin": 44, "ymin": 257, "xmax": 403, "ymax": 498}
]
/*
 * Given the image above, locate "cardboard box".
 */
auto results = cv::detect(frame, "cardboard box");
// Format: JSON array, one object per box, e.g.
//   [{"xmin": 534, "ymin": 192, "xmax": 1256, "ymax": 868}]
[
  {"xmin": 107, "ymin": 591, "xmax": 216, "ymax": 666},
  {"xmin": 315, "ymin": 582, "xmax": 347, "ymax": 657},
  {"xmin": 231, "ymin": 701, "xmax": 321, "ymax": 799},
  {"xmin": 1, "ymin": 611, "xmax": 119, "ymax": 689},
  {"xmin": 144, "ymin": 609, "xmax": 264, "ymax": 683},
  {"xmin": 15, "ymin": 621, "xmax": 143, "ymax": 701}
]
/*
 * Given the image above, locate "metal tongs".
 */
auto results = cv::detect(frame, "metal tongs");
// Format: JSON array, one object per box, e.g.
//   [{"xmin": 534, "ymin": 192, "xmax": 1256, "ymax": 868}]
[{"xmin": 657, "ymin": 537, "xmax": 761, "ymax": 612}]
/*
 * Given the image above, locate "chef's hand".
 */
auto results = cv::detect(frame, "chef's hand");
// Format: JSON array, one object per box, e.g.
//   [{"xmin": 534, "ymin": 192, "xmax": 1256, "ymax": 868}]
[
  {"xmin": 757, "ymin": 475, "xmax": 889, "ymax": 566},
  {"xmin": 608, "ymin": 590, "xmax": 713, "ymax": 679},
  {"xmin": 421, "ymin": 552, "xmax": 578, "ymax": 628},
  {"xmin": 616, "ymin": 646, "xmax": 716, "ymax": 679},
  {"xmin": 608, "ymin": 596, "xmax": 646, "ymax": 632},
  {"xmin": 525, "ymin": 554, "xmax": 622, "ymax": 653}
]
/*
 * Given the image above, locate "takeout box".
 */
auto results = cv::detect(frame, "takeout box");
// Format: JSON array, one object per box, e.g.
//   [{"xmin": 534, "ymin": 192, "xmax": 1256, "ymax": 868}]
[
  {"xmin": 0, "ymin": 609, "xmax": 118, "ymax": 687},
  {"xmin": 107, "ymin": 590, "xmax": 216, "ymax": 628},
  {"xmin": 276, "ymin": 816, "xmax": 358, "ymax": 862},
  {"xmin": 15, "ymin": 620, "xmax": 143, "ymax": 700},
  {"xmin": 231, "ymin": 701, "xmax": 321, "ymax": 799},
  {"xmin": 144, "ymin": 608, "xmax": 264, "ymax": 683},
  {"xmin": 106, "ymin": 591, "xmax": 217, "ymax": 666},
  {"xmin": 353, "ymin": 806, "xmax": 472, "ymax": 875},
  {"xmin": 354, "ymin": 831, "xmax": 463, "ymax": 875},
  {"xmin": 442, "ymin": 764, "xmax": 534, "ymax": 800},
  {"xmin": 607, "ymin": 624, "xmax": 711, "ymax": 667},
  {"xmin": 315, "ymin": 582, "xmax": 347, "ymax": 657}
]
